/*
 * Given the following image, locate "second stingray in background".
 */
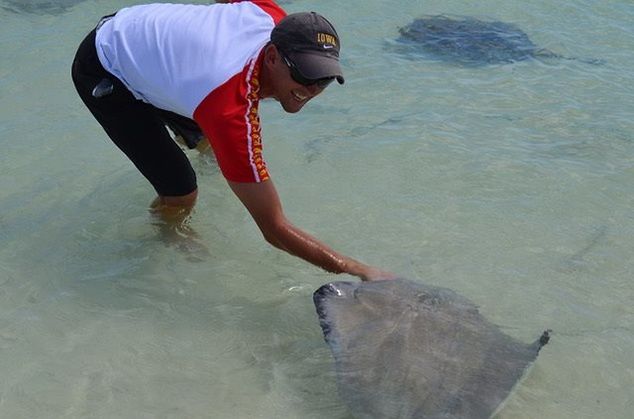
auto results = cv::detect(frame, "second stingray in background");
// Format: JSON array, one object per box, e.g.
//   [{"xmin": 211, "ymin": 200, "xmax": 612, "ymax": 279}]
[{"xmin": 391, "ymin": 15, "xmax": 603, "ymax": 66}]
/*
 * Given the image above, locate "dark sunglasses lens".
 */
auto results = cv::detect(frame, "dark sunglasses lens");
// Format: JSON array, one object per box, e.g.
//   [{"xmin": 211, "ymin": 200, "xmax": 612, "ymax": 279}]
[
  {"xmin": 316, "ymin": 77, "xmax": 335, "ymax": 89},
  {"xmin": 293, "ymin": 71, "xmax": 335, "ymax": 89},
  {"xmin": 283, "ymin": 56, "xmax": 306, "ymax": 84},
  {"xmin": 291, "ymin": 68, "xmax": 310, "ymax": 86},
  {"xmin": 284, "ymin": 55, "xmax": 335, "ymax": 88}
]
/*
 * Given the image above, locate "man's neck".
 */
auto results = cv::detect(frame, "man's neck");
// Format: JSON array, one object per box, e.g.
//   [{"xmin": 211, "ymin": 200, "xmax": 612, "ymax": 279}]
[{"xmin": 258, "ymin": 47, "xmax": 275, "ymax": 99}]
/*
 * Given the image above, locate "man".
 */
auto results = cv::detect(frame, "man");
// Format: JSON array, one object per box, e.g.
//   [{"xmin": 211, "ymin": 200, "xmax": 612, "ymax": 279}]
[{"xmin": 71, "ymin": 0, "xmax": 392, "ymax": 281}]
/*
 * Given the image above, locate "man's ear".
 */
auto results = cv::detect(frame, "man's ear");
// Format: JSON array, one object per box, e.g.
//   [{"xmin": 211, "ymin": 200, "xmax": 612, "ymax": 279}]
[{"xmin": 263, "ymin": 43, "xmax": 280, "ymax": 68}]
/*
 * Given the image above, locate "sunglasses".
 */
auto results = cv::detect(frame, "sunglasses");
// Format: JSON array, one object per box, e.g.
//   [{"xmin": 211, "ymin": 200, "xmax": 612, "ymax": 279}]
[{"xmin": 281, "ymin": 54, "xmax": 335, "ymax": 89}]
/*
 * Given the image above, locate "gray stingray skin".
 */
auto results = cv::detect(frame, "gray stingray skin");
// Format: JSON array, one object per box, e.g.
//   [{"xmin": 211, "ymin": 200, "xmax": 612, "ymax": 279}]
[
  {"xmin": 2, "ymin": 0, "xmax": 84, "ymax": 14},
  {"xmin": 313, "ymin": 279, "xmax": 550, "ymax": 419},
  {"xmin": 395, "ymin": 15, "xmax": 557, "ymax": 66}
]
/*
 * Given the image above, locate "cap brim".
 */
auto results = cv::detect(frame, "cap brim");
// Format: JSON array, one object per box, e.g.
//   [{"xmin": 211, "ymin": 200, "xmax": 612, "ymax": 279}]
[{"xmin": 287, "ymin": 51, "xmax": 345, "ymax": 84}]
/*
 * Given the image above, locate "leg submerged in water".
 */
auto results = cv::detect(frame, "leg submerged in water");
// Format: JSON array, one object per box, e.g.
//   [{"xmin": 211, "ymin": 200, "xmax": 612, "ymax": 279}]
[
  {"xmin": 150, "ymin": 189, "xmax": 198, "ymax": 224},
  {"xmin": 150, "ymin": 189, "xmax": 211, "ymax": 261}
]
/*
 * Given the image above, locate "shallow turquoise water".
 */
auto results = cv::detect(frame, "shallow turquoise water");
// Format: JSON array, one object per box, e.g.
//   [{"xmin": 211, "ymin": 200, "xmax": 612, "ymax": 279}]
[{"xmin": 1, "ymin": 0, "xmax": 632, "ymax": 418}]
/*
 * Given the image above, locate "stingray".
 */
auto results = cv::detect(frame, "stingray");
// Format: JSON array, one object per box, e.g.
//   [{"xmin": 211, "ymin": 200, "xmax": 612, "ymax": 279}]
[
  {"xmin": 313, "ymin": 279, "xmax": 550, "ymax": 419},
  {"xmin": 1, "ymin": 0, "xmax": 85, "ymax": 14},
  {"xmin": 394, "ymin": 15, "xmax": 601, "ymax": 66}
]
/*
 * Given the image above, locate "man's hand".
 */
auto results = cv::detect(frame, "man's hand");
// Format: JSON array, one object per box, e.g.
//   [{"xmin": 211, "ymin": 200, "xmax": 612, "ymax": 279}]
[
  {"xmin": 227, "ymin": 179, "xmax": 393, "ymax": 281},
  {"xmin": 356, "ymin": 265, "xmax": 397, "ymax": 282}
]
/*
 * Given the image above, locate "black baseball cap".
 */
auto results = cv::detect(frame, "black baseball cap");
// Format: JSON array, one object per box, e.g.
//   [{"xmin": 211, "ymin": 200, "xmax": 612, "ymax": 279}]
[{"xmin": 271, "ymin": 12, "xmax": 344, "ymax": 84}]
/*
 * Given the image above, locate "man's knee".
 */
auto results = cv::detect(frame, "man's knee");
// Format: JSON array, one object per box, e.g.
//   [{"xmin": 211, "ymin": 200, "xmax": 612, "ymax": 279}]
[
  {"xmin": 152, "ymin": 188, "xmax": 198, "ymax": 210},
  {"xmin": 158, "ymin": 188, "xmax": 198, "ymax": 208},
  {"xmin": 150, "ymin": 189, "xmax": 198, "ymax": 224}
]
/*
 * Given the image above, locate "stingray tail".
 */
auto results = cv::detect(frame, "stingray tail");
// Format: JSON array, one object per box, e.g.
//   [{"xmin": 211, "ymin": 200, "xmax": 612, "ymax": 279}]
[
  {"xmin": 534, "ymin": 49, "xmax": 605, "ymax": 66},
  {"xmin": 532, "ymin": 329, "xmax": 552, "ymax": 353}
]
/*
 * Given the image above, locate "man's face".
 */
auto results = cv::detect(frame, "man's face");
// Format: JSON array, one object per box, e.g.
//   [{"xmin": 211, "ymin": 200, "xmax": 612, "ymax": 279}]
[{"xmin": 265, "ymin": 47, "xmax": 328, "ymax": 113}]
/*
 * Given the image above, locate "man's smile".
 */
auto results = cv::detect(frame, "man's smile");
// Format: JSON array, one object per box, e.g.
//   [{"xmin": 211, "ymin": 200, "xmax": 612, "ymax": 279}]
[{"xmin": 291, "ymin": 89, "xmax": 308, "ymax": 102}]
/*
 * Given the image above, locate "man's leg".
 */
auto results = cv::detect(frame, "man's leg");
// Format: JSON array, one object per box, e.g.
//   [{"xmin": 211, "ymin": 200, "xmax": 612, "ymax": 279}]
[
  {"xmin": 149, "ymin": 190, "xmax": 198, "ymax": 224},
  {"xmin": 71, "ymin": 28, "xmax": 198, "ymax": 222}
]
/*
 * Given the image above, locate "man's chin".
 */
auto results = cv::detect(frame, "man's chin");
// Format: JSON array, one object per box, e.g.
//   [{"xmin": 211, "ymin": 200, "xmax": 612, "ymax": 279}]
[
  {"xmin": 281, "ymin": 102, "xmax": 303, "ymax": 114},
  {"xmin": 282, "ymin": 106, "xmax": 302, "ymax": 113}
]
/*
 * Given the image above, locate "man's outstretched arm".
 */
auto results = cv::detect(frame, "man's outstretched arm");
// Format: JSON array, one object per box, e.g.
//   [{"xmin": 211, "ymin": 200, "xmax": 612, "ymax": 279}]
[{"xmin": 228, "ymin": 179, "xmax": 393, "ymax": 281}]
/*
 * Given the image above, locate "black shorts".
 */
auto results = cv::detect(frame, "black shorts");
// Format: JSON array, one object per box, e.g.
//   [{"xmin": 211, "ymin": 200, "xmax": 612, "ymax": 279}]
[{"xmin": 71, "ymin": 25, "xmax": 200, "ymax": 197}]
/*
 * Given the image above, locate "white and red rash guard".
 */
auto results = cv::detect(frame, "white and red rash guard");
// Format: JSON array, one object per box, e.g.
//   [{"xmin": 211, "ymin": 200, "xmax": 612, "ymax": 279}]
[{"xmin": 95, "ymin": 0, "xmax": 286, "ymax": 182}]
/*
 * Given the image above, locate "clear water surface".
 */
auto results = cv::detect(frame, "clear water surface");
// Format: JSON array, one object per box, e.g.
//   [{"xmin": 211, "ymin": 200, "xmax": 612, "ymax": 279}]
[{"xmin": 0, "ymin": 0, "xmax": 632, "ymax": 418}]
